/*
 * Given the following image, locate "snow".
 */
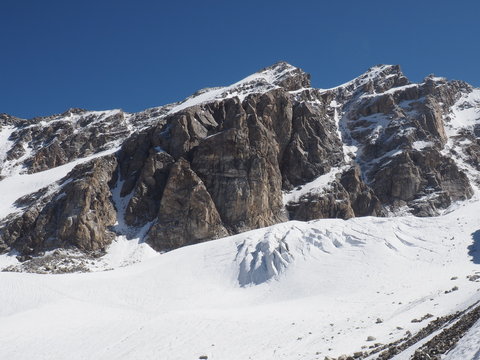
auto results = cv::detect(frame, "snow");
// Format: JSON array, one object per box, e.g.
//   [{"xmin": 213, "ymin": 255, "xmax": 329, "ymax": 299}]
[
  {"xmin": 330, "ymin": 100, "xmax": 358, "ymax": 161},
  {"xmin": 94, "ymin": 177, "xmax": 159, "ymax": 269},
  {"xmin": 1, "ymin": 196, "xmax": 480, "ymax": 359},
  {"xmin": 319, "ymin": 64, "xmax": 397, "ymax": 92},
  {"xmin": 445, "ymin": 88, "xmax": 480, "ymax": 136},
  {"xmin": 94, "ymin": 234, "xmax": 158, "ymax": 269},
  {"xmin": 412, "ymin": 140, "xmax": 433, "ymax": 150},
  {"xmin": 283, "ymin": 165, "xmax": 349, "ymax": 204},
  {"xmin": 441, "ymin": 88, "xmax": 480, "ymax": 192},
  {"xmin": 361, "ymin": 83, "xmax": 418, "ymax": 98},
  {"xmin": 167, "ymin": 63, "xmax": 299, "ymax": 114}
]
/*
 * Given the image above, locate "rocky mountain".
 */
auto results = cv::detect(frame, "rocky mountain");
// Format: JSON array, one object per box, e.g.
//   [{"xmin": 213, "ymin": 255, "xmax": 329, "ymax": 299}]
[{"xmin": 0, "ymin": 61, "xmax": 479, "ymax": 262}]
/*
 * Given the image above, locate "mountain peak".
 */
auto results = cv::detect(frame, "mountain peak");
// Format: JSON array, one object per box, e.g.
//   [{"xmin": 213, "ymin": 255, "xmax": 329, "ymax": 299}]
[
  {"xmin": 168, "ymin": 62, "xmax": 310, "ymax": 114},
  {"xmin": 256, "ymin": 61, "xmax": 311, "ymax": 91},
  {"xmin": 326, "ymin": 64, "xmax": 409, "ymax": 95}
]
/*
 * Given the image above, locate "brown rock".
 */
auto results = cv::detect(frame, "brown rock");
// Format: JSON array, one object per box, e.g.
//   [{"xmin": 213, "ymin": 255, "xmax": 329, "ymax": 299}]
[
  {"xmin": 146, "ymin": 158, "xmax": 228, "ymax": 251},
  {"xmin": 124, "ymin": 150, "xmax": 175, "ymax": 226},
  {"xmin": 0, "ymin": 156, "xmax": 118, "ymax": 253}
]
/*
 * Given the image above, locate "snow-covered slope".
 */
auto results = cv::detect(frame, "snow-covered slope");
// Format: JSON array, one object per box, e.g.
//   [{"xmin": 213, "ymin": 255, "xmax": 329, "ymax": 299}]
[{"xmin": 1, "ymin": 195, "xmax": 480, "ymax": 359}]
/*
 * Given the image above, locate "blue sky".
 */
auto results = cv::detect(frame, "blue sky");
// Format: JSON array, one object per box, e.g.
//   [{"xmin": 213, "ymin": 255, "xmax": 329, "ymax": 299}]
[{"xmin": 1, "ymin": 0, "xmax": 479, "ymax": 119}]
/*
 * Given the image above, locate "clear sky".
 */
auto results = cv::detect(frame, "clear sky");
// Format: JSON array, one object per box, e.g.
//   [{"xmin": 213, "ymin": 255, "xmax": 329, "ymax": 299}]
[{"xmin": 1, "ymin": 0, "xmax": 479, "ymax": 119}]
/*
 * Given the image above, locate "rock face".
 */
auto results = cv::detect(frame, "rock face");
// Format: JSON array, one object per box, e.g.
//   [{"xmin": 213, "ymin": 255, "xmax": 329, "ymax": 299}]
[
  {"xmin": 146, "ymin": 159, "xmax": 228, "ymax": 251},
  {"xmin": 373, "ymin": 149, "xmax": 473, "ymax": 216},
  {"xmin": 190, "ymin": 93, "xmax": 290, "ymax": 232},
  {"xmin": 0, "ymin": 156, "xmax": 118, "ymax": 254},
  {"xmin": 318, "ymin": 66, "xmax": 475, "ymax": 216},
  {"xmin": 124, "ymin": 150, "xmax": 175, "ymax": 226},
  {"xmin": 0, "ymin": 61, "xmax": 479, "ymax": 257},
  {"xmin": 281, "ymin": 100, "xmax": 344, "ymax": 188},
  {"xmin": 287, "ymin": 166, "xmax": 385, "ymax": 221}
]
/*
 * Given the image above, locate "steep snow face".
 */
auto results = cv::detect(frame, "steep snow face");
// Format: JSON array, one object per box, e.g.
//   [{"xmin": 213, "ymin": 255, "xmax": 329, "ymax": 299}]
[
  {"xmin": 1, "ymin": 197, "xmax": 480, "ymax": 359},
  {"xmin": 442, "ymin": 87, "xmax": 480, "ymax": 190},
  {"xmin": 445, "ymin": 88, "xmax": 480, "ymax": 136}
]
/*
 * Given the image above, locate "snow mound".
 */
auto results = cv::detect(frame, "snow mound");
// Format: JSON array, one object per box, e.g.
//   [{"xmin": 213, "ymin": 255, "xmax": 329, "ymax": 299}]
[
  {"xmin": 236, "ymin": 226, "xmax": 295, "ymax": 286},
  {"xmin": 233, "ymin": 213, "xmax": 432, "ymax": 287}
]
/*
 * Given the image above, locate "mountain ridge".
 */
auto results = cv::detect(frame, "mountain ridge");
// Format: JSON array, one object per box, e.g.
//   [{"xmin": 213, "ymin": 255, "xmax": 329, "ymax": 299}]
[{"xmin": 0, "ymin": 61, "xmax": 478, "ymax": 263}]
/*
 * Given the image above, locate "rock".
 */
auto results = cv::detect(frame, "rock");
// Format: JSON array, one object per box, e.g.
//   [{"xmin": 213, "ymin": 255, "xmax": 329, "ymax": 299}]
[
  {"xmin": 287, "ymin": 181, "xmax": 354, "ymax": 221},
  {"xmin": 12, "ymin": 110, "xmax": 132, "ymax": 174},
  {"xmin": 0, "ymin": 156, "xmax": 118, "ymax": 253},
  {"xmin": 146, "ymin": 159, "xmax": 228, "ymax": 251},
  {"xmin": 339, "ymin": 166, "xmax": 385, "ymax": 217},
  {"xmin": 191, "ymin": 93, "xmax": 289, "ymax": 232},
  {"xmin": 410, "ymin": 302, "xmax": 480, "ymax": 359},
  {"xmin": 281, "ymin": 101, "xmax": 344, "ymax": 188},
  {"xmin": 124, "ymin": 150, "xmax": 175, "ymax": 226},
  {"xmin": 287, "ymin": 166, "xmax": 385, "ymax": 221},
  {"xmin": 373, "ymin": 149, "xmax": 473, "ymax": 214},
  {"xmin": 367, "ymin": 336, "xmax": 376, "ymax": 341}
]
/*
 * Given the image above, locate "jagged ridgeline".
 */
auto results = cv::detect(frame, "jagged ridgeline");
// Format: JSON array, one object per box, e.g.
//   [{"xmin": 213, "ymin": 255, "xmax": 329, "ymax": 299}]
[{"xmin": 0, "ymin": 62, "xmax": 479, "ymax": 256}]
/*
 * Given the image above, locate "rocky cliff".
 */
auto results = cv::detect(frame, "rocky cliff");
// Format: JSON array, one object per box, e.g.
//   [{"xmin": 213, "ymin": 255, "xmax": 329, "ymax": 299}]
[{"xmin": 0, "ymin": 62, "xmax": 479, "ymax": 260}]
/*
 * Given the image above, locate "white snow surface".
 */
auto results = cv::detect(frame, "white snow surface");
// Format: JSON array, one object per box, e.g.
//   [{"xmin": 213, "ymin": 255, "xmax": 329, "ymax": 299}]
[
  {"xmin": 283, "ymin": 165, "xmax": 349, "ymax": 204},
  {"xmin": 412, "ymin": 140, "xmax": 434, "ymax": 150},
  {"xmin": 1, "ymin": 196, "xmax": 480, "ymax": 359},
  {"xmin": 319, "ymin": 64, "xmax": 398, "ymax": 92},
  {"xmin": 168, "ymin": 63, "xmax": 299, "ymax": 113},
  {"xmin": 445, "ymin": 88, "xmax": 480, "ymax": 136}
]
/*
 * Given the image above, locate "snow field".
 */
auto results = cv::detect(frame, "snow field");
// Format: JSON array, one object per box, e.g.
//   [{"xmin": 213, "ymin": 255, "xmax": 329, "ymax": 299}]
[{"xmin": 1, "ymin": 197, "xmax": 479, "ymax": 359}]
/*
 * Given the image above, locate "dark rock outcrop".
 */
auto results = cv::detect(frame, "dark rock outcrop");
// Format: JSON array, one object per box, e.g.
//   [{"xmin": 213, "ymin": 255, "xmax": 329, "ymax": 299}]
[
  {"xmin": 281, "ymin": 100, "xmax": 344, "ymax": 188},
  {"xmin": 0, "ymin": 156, "xmax": 118, "ymax": 254},
  {"xmin": 373, "ymin": 150, "xmax": 473, "ymax": 215},
  {"xmin": 287, "ymin": 166, "xmax": 385, "ymax": 221},
  {"xmin": 124, "ymin": 150, "xmax": 175, "ymax": 226},
  {"xmin": 146, "ymin": 158, "xmax": 228, "ymax": 251}
]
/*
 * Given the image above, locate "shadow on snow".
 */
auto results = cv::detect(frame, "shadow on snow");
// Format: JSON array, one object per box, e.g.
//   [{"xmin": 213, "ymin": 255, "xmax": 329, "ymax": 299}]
[{"xmin": 468, "ymin": 230, "xmax": 480, "ymax": 264}]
